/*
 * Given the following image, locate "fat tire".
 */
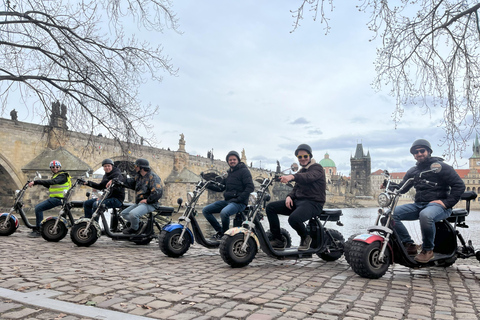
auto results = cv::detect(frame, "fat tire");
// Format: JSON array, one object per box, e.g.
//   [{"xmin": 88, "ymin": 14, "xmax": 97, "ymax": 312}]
[
  {"xmin": 266, "ymin": 228, "xmax": 292, "ymax": 248},
  {"xmin": 319, "ymin": 229, "xmax": 345, "ymax": 261},
  {"xmin": 158, "ymin": 229, "xmax": 191, "ymax": 257},
  {"xmin": 343, "ymin": 233, "xmax": 361, "ymax": 264},
  {"xmin": 70, "ymin": 221, "xmax": 99, "ymax": 247},
  {"xmin": 0, "ymin": 216, "xmax": 17, "ymax": 236},
  {"xmin": 219, "ymin": 233, "xmax": 257, "ymax": 268},
  {"xmin": 348, "ymin": 240, "xmax": 391, "ymax": 279},
  {"xmin": 40, "ymin": 219, "xmax": 68, "ymax": 242}
]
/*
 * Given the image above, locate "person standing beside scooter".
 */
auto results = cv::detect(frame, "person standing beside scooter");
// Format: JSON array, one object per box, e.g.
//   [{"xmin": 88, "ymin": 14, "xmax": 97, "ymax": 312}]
[
  {"xmin": 83, "ymin": 159, "xmax": 125, "ymax": 219},
  {"xmin": 202, "ymin": 150, "xmax": 254, "ymax": 239},
  {"xmin": 266, "ymin": 144, "xmax": 326, "ymax": 251},
  {"xmin": 393, "ymin": 139, "xmax": 465, "ymax": 263},
  {"xmin": 27, "ymin": 160, "xmax": 71, "ymax": 238},
  {"xmin": 109, "ymin": 158, "xmax": 162, "ymax": 234}
]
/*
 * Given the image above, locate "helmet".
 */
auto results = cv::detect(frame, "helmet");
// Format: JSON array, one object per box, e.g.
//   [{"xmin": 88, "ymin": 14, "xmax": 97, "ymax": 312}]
[
  {"xmin": 101, "ymin": 158, "xmax": 114, "ymax": 166},
  {"xmin": 135, "ymin": 158, "xmax": 150, "ymax": 170},
  {"xmin": 295, "ymin": 144, "xmax": 313, "ymax": 157},
  {"xmin": 225, "ymin": 151, "xmax": 240, "ymax": 162},
  {"xmin": 49, "ymin": 160, "xmax": 62, "ymax": 168},
  {"xmin": 410, "ymin": 139, "xmax": 432, "ymax": 154}
]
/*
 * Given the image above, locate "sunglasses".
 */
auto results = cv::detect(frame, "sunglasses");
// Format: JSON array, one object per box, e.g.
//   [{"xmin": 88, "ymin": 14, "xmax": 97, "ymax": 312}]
[
  {"xmin": 50, "ymin": 166, "xmax": 61, "ymax": 169},
  {"xmin": 413, "ymin": 148, "xmax": 427, "ymax": 155},
  {"xmin": 297, "ymin": 155, "xmax": 310, "ymax": 159}
]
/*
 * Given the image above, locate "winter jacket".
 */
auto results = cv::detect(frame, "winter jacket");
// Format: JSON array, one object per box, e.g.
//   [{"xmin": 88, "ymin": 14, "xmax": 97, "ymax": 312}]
[
  {"xmin": 399, "ymin": 156, "xmax": 465, "ymax": 208},
  {"xmin": 124, "ymin": 170, "xmax": 163, "ymax": 208},
  {"xmin": 86, "ymin": 166, "xmax": 125, "ymax": 203},
  {"xmin": 288, "ymin": 159, "xmax": 326, "ymax": 204},
  {"xmin": 208, "ymin": 162, "xmax": 254, "ymax": 205},
  {"xmin": 33, "ymin": 171, "xmax": 71, "ymax": 199}
]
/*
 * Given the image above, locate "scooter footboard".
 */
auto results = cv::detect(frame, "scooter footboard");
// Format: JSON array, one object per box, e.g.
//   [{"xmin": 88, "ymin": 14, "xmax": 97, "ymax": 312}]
[{"xmin": 224, "ymin": 227, "xmax": 260, "ymax": 248}]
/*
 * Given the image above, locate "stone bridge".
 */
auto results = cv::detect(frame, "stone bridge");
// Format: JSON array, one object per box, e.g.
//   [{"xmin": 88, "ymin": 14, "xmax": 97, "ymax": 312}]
[{"xmin": 0, "ymin": 114, "xmax": 281, "ymax": 212}]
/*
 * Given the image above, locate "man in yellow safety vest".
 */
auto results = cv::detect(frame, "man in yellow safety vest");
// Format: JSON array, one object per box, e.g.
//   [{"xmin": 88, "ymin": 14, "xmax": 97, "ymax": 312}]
[{"xmin": 27, "ymin": 160, "xmax": 71, "ymax": 238}]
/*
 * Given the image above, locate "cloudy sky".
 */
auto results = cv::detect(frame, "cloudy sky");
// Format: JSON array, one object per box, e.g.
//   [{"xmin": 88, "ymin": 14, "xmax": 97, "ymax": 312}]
[{"xmin": 6, "ymin": 1, "xmax": 474, "ymax": 174}]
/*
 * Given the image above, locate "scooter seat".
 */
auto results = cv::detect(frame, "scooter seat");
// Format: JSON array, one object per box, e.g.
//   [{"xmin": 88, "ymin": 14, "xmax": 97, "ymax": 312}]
[
  {"xmin": 69, "ymin": 200, "xmax": 85, "ymax": 208},
  {"xmin": 155, "ymin": 206, "xmax": 175, "ymax": 216},
  {"xmin": 317, "ymin": 209, "xmax": 342, "ymax": 221}
]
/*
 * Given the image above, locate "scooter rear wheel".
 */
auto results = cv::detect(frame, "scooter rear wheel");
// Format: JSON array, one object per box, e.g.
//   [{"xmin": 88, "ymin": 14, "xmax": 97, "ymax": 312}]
[
  {"xmin": 266, "ymin": 228, "xmax": 292, "ymax": 248},
  {"xmin": 220, "ymin": 233, "xmax": 257, "ymax": 268},
  {"xmin": 158, "ymin": 229, "xmax": 191, "ymax": 257},
  {"xmin": 348, "ymin": 240, "xmax": 391, "ymax": 279},
  {"xmin": 319, "ymin": 229, "xmax": 344, "ymax": 261},
  {"xmin": 0, "ymin": 216, "xmax": 17, "ymax": 236},
  {"xmin": 41, "ymin": 219, "xmax": 68, "ymax": 242},
  {"xmin": 70, "ymin": 221, "xmax": 99, "ymax": 247}
]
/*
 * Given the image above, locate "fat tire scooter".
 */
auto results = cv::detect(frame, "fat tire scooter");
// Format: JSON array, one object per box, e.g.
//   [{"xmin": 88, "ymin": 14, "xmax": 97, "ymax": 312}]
[
  {"xmin": 346, "ymin": 163, "xmax": 480, "ymax": 279},
  {"xmin": 70, "ymin": 180, "xmax": 173, "ymax": 247},
  {"xmin": 219, "ymin": 175, "xmax": 345, "ymax": 268},
  {"xmin": 0, "ymin": 172, "xmax": 42, "ymax": 236}
]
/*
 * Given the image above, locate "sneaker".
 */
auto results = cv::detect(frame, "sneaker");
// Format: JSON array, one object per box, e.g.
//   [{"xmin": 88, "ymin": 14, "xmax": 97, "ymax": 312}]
[
  {"xmin": 27, "ymin": 230, "xmax": 41, "ymax": 238},
  {"xmin": 298, "ymin": 235, "xmax": 312, "ymax": 251},
  {"xmin": 414, "ymin": 250, "xmax": 434, "ymax": 263},
  {"xmin": 403, "ymin": 242, "xmax": 418, "ymax": 255},
  {"xmin": 211, "ymin": 232, "xmax": 223, "ymax": 240},
  {"xmin": 270, "ymin": 238, "xmax": 285, "ymax": 249}
]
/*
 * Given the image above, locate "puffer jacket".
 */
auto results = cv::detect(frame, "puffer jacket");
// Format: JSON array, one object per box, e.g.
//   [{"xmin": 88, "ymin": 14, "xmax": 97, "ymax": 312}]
[
  {"xmin": 124, "ymin": 170, "xmax": 163, "ymax": 208},
  {"xmin": 288, "ymin": 159, "xmax": 326, "ymax": 204},
  {"xmin": 86, "ymin": 166, "xmax": 125, "ymax": 203},
  {"xmin": 208, "ymin": 162, "xmax": 254, "ymax": 205},
  {"xmin": 399, "ymin": 156, "xmax": 465, "ymax": 208}
]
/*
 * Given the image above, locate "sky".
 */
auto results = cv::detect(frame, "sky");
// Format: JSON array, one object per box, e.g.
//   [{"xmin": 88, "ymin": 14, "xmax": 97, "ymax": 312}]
[{"xmin": 4, "ymin": 1, "xmax": 475, "ymax": 174}]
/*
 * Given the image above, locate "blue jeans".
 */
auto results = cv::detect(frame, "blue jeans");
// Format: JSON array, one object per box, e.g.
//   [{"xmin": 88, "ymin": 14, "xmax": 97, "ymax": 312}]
[
  {"xmin": 84, "ymin": 198, "xmax": 122, "ymax": 219},
  {"xmin": 202, "ymin": 201, "xmax": 246, "ymax": 234},
  {"xmin": 121, "ymin": 203, "xmax": 155, "ymax": 230},
  {"xmin": 393, "ymin": 202, "xmax": 452, "ymax": 251},
  {"xmin": 34, "ymin": 197, "xmax": 63, "ymax": 229}
]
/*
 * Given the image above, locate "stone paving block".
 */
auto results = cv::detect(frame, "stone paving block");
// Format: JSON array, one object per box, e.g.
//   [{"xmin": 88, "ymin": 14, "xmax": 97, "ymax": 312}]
[
  {"xmin": 0, "ymin": 301, "xmax": 22, "ymax": 313},
  {"xmin": 147, "ymin": 308, "xmax": 178, "ymax": 319},
  {"xmin": 2, "ymin": 307, "xmax": 40, "ymax": 319}
]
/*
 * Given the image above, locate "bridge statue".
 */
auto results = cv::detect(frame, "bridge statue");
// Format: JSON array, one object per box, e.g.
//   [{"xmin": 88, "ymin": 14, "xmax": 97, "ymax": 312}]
[{"xmin": 178, "ymin": 133, "xmax": 186, "ymax": 152}]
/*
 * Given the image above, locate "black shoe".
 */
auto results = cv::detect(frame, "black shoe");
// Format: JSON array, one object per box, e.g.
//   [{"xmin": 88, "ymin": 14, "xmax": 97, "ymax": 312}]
[
  {"xmin": 136, "ymin": 222, "xmax": 145, "ymax": 234},
  {"xmin": 211, "ymin": 232, "xmax": 223, "ymax": 240},
  {"xmin": 28, "ymin": 230, "xmax": 41, "ymax": 238},
  {"xmin": 298, "ymin": 235, "xmax": 312, "ymax": 251},
  {"xmin": 122, "ymin": 227, "xmax": 138, "ymax": 234},
  {"xmin": 270, "ymin": 238, "xmax": 285, "ymax": 249},
  {"xmin": 403, "ymin": 242, "xmax": 418, "ymax": 255}
]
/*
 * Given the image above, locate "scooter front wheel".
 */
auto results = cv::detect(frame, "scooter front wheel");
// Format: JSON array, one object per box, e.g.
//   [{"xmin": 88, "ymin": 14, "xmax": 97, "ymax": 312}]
[
  {"xmin": 158, "ymin": 229, "xmax": 191, "ymax": 257},
  {"xmin": 220, "ymin": 233, "xmax": 257, "ymax": 268},
  {"xmin": 70, "ymin": 221, "xmax": 99, "ymax": 247},
  {"xmin": 41, "ymin": 219, "xmax": 68, "ymax": 242},
  {"xmin": 0, "ymin": 216, "xmax": 17, "ymax": 236},
  {"xmin": 319, "ymin": 229, "xmax": 344, "ymax": 261},
  {"xmin": 348, "ymin": 240, "xmax": 391, "ymax": 279}
]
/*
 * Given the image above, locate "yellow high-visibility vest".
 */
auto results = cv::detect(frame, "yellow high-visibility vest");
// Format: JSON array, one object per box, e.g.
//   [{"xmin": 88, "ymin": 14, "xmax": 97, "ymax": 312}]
[{"xmin": 49, "ymin": 172, "xmax": 72, "ymax": 198}]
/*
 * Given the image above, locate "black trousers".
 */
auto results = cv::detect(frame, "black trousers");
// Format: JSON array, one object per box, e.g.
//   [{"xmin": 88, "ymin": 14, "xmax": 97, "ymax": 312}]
[{"xmin": 266, "ymin": 199, "xmax": 323, "ymax": 240}]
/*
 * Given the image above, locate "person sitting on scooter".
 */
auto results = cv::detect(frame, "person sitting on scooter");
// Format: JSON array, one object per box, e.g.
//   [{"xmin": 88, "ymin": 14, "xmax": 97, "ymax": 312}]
[
  {"xmin": 202, "ymin": 150, "xmax": 254, "ymax": 239},
  {"xmin": 83, "ymin": 158, "xmax": 125, "ymax": 219},
  {"xmin": 266, "ymin": 144, "xmax": 326, "ymax": 251},
  {"xmin": 393, "ymin": 139, "xmax": 465, "ymax": 263},
  {"xmin": 110, "ymin": 158, "xmax": 162, "ymax": 234},
  {"xmin": 27, "ymin": 160, "xmax": 71, "ymax": 238}
]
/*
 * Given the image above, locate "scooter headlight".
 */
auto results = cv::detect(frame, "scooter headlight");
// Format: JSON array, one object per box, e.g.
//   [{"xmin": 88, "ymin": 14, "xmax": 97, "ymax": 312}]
[
  {"xmin": 377, "ymin": 192, "xmax": 391, "ymax": 207},
  {"xmin": 248, "ymin": 192, "xmax": 257, "ymax": 206},
  {"xmin": 187, "ymin": 192, "xmax": 194, "ymax": 204}
]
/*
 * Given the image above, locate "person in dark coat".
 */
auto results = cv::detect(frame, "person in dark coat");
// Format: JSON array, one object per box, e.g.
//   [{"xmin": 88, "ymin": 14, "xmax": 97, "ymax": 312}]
[
  {"xmin": 202, "ymin": 150, "xmax": 254, "ymax": 239},
  {"xmin": 266, "ymin": 144, "xmax": 326, "ymax": 251},
  {"xmin": 393, "ymin": 139, "xmax": 465, "ymax": 263},
  {"xmin": 83, "ymin": 159, "xmax": 125, "ymax": 219}
]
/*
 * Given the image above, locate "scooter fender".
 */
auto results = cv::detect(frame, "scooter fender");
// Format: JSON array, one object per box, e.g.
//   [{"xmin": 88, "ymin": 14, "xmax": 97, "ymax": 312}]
[
  {"xmin": 74, "ymin": 218, "xmax": 102, "ymax": 238},
  {"xmin": 1, "ymin": 213, "xmax": 19, "ymax": 229},
  {"xmin": 224, "ymin": 227, "xmax": 260, "ymax": 248},
  {"xmin": 41, "ymin": 216, "xmax": 68, "ymax": 227},
  {"xmin": 163, "ymin": 223, "xmax": 194, "ymax": 244},
  {"xmin": 352, "ymin": 234, "xmax": 385, "ymax": 244}
]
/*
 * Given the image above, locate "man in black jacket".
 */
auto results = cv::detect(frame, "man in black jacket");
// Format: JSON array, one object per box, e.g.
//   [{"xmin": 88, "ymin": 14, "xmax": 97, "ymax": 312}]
[
  {"xmin": 202, "ymin": 151, "xmax": 254, "ymax": 239},
  {"xmin": 27, "ymin": 160, "xmax": 71, "ymax": 238},
  {"xmin": 394, "ymin": 139, "xmax": 465, "ymax": 263},
  {"xmin": 83, "ymin": 159, "xmax": 125, "ymax": 219},
  {"xmin": 266, "ymin": 144, "xmax": 326, "ymax": 251}
]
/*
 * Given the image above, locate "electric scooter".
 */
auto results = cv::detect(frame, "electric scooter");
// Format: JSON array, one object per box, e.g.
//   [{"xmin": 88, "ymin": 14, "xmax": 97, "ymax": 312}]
[
  {"xmin": 346, "ymin": 163, "xmax": 480, "ymax": 279},
  {"xmin": 219, "ymin": 173, "xmax": 345, "ymax": 268},
  {"xmin": 70, "ymin": 180, "xmax": 173, "ymax": 247}
]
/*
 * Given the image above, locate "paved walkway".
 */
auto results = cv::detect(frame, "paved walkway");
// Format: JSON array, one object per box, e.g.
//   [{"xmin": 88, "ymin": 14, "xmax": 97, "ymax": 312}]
[{"xmin": 1, "ymin": 226, "xmax": 480, "ymax": 320}]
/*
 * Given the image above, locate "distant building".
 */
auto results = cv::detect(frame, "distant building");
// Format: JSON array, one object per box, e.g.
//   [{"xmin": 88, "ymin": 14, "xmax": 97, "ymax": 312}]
[
  {"xmin": 319, "ymin": 153, "xmax": 337, "ymax": 184},
  {"xmin": 350, "ymin": 142, "xmax": 371, "ymax": 196}
]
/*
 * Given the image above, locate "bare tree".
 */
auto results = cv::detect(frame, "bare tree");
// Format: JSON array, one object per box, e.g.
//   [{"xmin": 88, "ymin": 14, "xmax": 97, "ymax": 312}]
[
  {"xmin": 0, "ymin": 0, "xmax": 178, "ymax": 148},
  {"xmin": 293, "ymin": 1, "xmax": 480, "ymax": 160}
]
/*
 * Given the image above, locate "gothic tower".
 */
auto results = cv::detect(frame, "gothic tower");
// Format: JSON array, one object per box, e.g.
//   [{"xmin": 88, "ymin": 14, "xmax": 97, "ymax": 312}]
[{"xmin": 350, "ymin": 142, "xmax": 371, "ymax": 196}]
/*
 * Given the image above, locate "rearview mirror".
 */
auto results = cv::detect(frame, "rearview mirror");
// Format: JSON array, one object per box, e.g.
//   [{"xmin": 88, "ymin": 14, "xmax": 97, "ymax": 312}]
[
  {"xmin": 290, "ymin": 163, "xmax": 299, "ymax": 172},
  {"xmin": 430, "ymin": 162, "xmax": 442, "ymax": 173}
]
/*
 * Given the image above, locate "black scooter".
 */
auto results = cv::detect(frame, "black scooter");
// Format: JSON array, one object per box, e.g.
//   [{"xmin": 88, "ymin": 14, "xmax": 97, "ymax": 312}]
[
  {"xmin": 70, "ymin": 181, "xmax": 173, "ymax": 247},
  {"xmin": 0, "ymin": 172, "xmax": 42, "ymax": 236},
  {"xmin": 219, "ymin": 174, "xmax": 345, "ymax": 268}
]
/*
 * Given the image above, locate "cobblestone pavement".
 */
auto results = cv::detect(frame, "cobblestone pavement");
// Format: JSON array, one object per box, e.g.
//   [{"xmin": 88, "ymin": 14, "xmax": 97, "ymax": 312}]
[{"xmin": 1, "ymin": 226, "xmax": 480, "ymax": 320}]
